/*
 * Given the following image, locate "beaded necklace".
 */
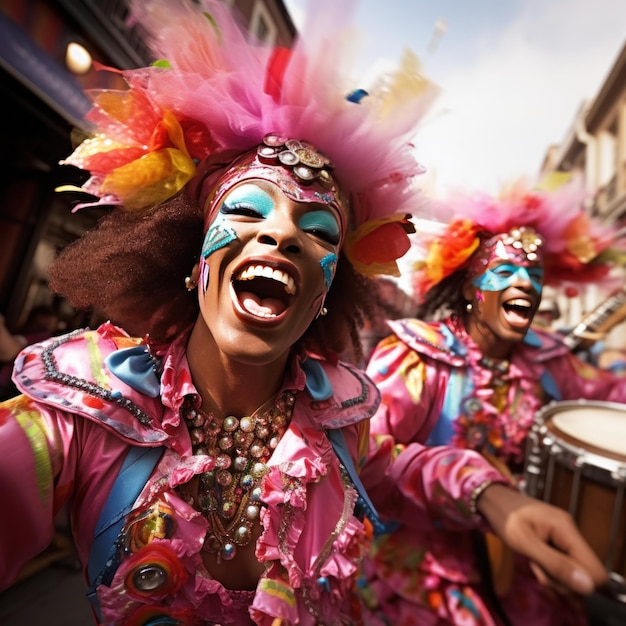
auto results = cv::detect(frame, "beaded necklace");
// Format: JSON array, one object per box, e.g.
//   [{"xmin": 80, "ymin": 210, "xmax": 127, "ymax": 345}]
[{"xmin": 180, "ymin": 390, "xmax": 295, "ymax": 563}]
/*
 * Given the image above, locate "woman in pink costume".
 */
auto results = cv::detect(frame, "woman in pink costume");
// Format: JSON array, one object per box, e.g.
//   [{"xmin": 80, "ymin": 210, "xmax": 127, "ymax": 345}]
[
  {"xmin": 361, "ymin": 177, "xmax": 626, "ymax": 625},
  {"xmin": 0, "ymin": 1, "xmax": 607, "ymax": 624}
]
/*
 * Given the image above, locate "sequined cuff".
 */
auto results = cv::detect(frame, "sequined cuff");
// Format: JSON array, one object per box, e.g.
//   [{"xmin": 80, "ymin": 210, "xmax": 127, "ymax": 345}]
[{"xmin": 469, "ymin": 479, "xmax": 495, "ymax": 515}]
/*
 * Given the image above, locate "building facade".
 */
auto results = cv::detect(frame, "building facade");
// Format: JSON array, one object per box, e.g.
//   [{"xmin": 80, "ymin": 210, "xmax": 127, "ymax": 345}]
[{"xmin": 539, "ymin": 41, "xmax": 626, "ymax": 349}]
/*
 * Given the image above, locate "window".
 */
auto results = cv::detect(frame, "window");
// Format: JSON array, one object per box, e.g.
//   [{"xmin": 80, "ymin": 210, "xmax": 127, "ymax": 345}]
[{"xmin": 250, "ymin": 1, "xmax": 277, "ymax": 45}]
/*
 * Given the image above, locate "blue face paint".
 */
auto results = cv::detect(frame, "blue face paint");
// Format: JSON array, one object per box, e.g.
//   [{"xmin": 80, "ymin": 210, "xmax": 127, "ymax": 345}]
[
  {"xmin": 204, "ymin": 183, "xmax": 342, "ymax": 285},
  {"xmin": 203, "ymin": 185, "xmax": 275, "ymax": 259},
  {"xmin": 472, "ymin": 262, "xmax": 544, "ymax": 295},
  {"xmin": 220, "ymin": 184, "xmax": 274, "ymax": 218},
  {"xmin": 202, "ymin": 213, "xmax": 238, "ymax": 259},
  {"xmin": 320, "ymin": 253, "xmax": 338, "ymax": 290},
  {"xmin": 299, "ymin": 210, "xmax": 341, "ymax": 246}
]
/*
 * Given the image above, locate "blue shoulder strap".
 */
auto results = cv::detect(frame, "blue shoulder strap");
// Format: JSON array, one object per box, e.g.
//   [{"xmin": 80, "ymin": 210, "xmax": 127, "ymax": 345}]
[
  {"xmin": 302, "ymin": 357, "xmax": 389, "ymax": 536},
  {"xmin": 86, "ymin": 445, "xmax": 164, "ymax": 616},
  {"xmin": 540, "ymin": 369, "xmax": 562, "ymax": 401},
  {"xmin": 327, "ymin": 428, "xmax": 390, "ymax": 536}
]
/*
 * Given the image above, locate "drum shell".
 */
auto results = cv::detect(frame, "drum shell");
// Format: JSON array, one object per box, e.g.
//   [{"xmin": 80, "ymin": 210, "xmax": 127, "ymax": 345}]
[{"xmin": 523, "ymin": 400, "xmax": 626, "ymax": 594}]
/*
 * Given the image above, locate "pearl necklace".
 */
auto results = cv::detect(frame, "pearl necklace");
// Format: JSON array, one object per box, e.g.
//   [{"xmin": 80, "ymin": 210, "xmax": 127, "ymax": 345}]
[{"xmin": 180, "ymin": 390, "xmax": 295, "ymax": 563}]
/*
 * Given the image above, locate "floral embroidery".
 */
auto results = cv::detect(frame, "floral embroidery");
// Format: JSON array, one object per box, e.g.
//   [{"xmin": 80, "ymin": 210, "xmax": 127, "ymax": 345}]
[{"xmin": 448, "ymin": 318, "xmax": 544, "ymax": 469}]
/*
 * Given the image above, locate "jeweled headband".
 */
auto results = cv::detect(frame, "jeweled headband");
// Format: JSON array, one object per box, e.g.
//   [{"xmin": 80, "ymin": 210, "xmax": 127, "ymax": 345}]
[
  {"xmin": 198, "ymin": 134, "xmax": 350, "ymax": 244},
  {"xmin": 467, "ymin": 226, "xmax": 544, "ymax": 277}
]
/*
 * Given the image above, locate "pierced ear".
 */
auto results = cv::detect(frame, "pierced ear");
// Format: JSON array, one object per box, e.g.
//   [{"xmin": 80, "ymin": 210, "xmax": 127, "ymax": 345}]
[
  {"xmin": 190, "ymin": 262, "xmax": 200, "ymax": 284},
  {"xmin": 462, "ymin": 281, "xmax": 474, "ymax": 302}
]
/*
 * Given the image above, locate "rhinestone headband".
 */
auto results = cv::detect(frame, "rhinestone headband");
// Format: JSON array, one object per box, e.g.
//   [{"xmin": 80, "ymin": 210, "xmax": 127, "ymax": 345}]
[
  {"xmin": 468, "ymin": 226, "xmax": 545, "ymax": 277},
  {"xmin": 201, "ymin": 134, "xmax": 350, "ymax": 241},
  {"xmin": 501, "ymin": 227, "xmax": 544, "ymax": 262},
  {"xmin": 256, "ymin": 133, "xmax": 336, "ymax": 187}
]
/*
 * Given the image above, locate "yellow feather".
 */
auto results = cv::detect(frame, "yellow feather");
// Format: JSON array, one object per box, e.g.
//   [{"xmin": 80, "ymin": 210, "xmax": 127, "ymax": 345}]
[{"xmin": 370, "ymin": 48, "xmax": 434, "ymax": 119}]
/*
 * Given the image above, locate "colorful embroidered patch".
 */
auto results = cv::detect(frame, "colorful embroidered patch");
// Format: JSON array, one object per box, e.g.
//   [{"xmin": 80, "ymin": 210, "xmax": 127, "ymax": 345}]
[{"xmin": 258, "ymin": 578, "xmax": 297, "ymax": 606}]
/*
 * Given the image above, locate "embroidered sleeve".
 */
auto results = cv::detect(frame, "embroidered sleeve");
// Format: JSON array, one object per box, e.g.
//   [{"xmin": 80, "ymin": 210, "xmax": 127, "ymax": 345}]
[
  {"xmin": 0, "ymin": 395, "xmax": 60, "ymax": 588},
  {"xmin": 366, "ymin": 334, "xmax": 442, "ymax": 443},
  {"xmin": 547, "ymin": 351, "xmax": 626, "ymax": 404},
  {"xmin": 362, "ymin": 437, "xmax": 511, "ymax": 532}
]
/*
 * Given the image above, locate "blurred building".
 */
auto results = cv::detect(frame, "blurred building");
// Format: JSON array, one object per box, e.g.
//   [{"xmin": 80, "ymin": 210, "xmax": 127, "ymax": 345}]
[
  {"xmin": 539, "ymin": 39, "xmax": 626, "ymax": 349},
  {"xmin": 0, "ymin": 0, "xmax": 295, "ymax": 329},
  {"xmin": 540, "ymin": 40, "xmax": 626, "ymax": 227}
]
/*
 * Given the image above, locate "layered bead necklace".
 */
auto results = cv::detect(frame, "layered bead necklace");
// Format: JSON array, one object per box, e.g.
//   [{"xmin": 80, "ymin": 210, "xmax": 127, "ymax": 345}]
[{"xmin": 180, "ymin": 390, "xmax": 295, "ymax": 563}]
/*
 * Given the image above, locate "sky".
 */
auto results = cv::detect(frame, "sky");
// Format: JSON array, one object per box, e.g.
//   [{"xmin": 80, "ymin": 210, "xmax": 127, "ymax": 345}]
[{"xmin": 283, "ymin": 0, "xmax": 626, "ymax": 196}]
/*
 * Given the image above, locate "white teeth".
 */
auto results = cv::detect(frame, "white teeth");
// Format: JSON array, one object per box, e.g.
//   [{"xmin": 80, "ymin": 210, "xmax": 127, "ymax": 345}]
[
  {"xmin": 507, "ymin": 298, "xmax": 531, "ymax": 308},
  {"xmin": 238, "ymin": 264, "xmax": 296, "ymax": 295}
]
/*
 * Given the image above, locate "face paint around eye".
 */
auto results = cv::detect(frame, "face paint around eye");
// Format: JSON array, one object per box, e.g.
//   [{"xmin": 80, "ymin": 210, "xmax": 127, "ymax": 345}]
[
  {"xmin": 472, "ymin": 263, "xmax": 543, "ymax": 294},
  {"xmin": 320, "ymin": 253, "xmax": 338, "ymax": 290},
  {"xmin": 220, "ymin": 183, "xmax": 275, "ymax": 217},
  {"xmin": 202, "ymin": 213, "xmax": 238, "ymax": 259},
  {"xmin": 298, "ymin": 210, "xmax": 341, "ymax": 244}
]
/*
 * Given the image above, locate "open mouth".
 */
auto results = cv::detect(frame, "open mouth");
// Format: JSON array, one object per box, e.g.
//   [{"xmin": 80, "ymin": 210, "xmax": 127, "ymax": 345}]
[
  {"xmin": 502, "ymin": 297, "xmax": 534, "ymax": 325},
  {"xmin": 232, "ymin": 263, "xmax": 296, "ymax": 319}
]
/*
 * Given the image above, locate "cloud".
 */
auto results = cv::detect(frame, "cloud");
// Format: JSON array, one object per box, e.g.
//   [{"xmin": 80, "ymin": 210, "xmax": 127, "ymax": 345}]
[
  {"xmin": 284, "ymin": 0, "xmax": 626, "ymax": 196},
  {"xmin": 418, "ymin": 0, "xmax": 626, "ymax": 194}
]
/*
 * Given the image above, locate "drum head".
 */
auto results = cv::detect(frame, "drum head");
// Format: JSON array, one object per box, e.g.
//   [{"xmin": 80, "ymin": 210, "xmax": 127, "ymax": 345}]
[{"xmin": 541, "ymin": 400, "xmax": 626, "ymax": 461}]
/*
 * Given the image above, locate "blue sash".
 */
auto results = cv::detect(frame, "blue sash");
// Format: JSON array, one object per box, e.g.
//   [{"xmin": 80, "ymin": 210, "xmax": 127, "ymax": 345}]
[{"xmin": 86, "ymin": 445, "xmax": 164, "ymax": 618}]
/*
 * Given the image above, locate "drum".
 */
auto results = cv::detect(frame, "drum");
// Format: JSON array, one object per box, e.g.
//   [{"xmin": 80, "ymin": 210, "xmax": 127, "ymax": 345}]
[{"xmin": 523, "ymin": 399, "xmax": 626, "ymax": 600}]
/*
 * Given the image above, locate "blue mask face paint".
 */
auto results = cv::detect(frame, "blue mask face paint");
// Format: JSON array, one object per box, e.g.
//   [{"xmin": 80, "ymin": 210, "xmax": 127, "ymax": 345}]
[
  {"xmin": 320, "ymin": 253, "xmax": 338, "ymax": 290},
  {"xmin": 202, "ymin": 213, "xmax": 238, "ymax": 259},
  {"xmin": 220, "ymin": 183, "xmax": 274, "ymax": 218},
  {"xmin": 203, "ymin": 181, "xmax": 342, "ymax": 295},
  {"xmin": 203, "ymin": 184, "xmax": 275, "ymax": 259},
  {"xmin": 472, "ymin": 262, "xmax": 544, "ymax": 295},
  {"xmin": 298, "ymin": 210, "xmax": 341, "ymax": 246},
  {"xmin": 220, "ymin": 183, "xmax": 342, "ymax": 244}
]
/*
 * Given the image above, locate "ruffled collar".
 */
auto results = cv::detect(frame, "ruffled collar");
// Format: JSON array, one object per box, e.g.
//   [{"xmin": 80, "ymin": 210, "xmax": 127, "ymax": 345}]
[
  {"xmin": 446, "ymin": 316, "xmax": 544, "ymax": 381},
  {"xmin": 444, "ymin": 316, "xmax": 545, "ymax": 465},
  {"xmin": 157, "ymin": 334, "xmax": 307, "ymax": 438}
]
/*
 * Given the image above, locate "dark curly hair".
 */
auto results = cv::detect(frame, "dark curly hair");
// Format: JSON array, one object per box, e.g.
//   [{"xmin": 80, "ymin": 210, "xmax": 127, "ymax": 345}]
[
  {"xmin": 49, "ymin": 192, "xmax": 385, "ymax": 364},
  {"xmin": 416, "ymin": 270, "xmax": 467, "ymax": 321}
]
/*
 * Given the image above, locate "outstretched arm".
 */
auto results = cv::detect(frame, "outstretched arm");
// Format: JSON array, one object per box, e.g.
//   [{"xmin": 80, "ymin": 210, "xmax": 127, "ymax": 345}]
[{"xmin": 476, "ymin": 482, "xmax": 608, "ymax": 595}]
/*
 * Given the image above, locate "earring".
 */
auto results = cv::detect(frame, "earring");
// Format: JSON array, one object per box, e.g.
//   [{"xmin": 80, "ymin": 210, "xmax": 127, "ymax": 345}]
[
  {"xmin": 185, "ymin": 276, "xmax": 198, "ymax": 291},
  {"xmin": 316, "ymin": 295, "xmax": 328, "ymax": 319},
  {"xmin": 466, "ymin": 302, "xmax": 473, "ymax": 312}
]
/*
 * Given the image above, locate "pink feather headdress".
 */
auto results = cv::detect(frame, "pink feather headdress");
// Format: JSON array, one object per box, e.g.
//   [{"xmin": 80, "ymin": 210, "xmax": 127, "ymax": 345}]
[
  {"xmin": 411, "ymin": 173, "xmax": 626, "ymax": 298},
  {"xmin": 57, "ymin": 0, "xmax": 437, "ymax": 277}
]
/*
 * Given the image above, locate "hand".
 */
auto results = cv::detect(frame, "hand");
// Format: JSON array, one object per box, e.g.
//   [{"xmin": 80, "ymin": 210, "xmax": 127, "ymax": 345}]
[{"xmin": 476, "ymin": 483, "xmax": 608, "ymax": 595}]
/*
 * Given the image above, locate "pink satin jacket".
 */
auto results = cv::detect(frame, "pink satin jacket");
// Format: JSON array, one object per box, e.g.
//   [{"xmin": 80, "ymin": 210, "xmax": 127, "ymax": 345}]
[
  {"xmin": 0, "ymin": 321, "xmax": 514, "ymax": 625},
  {"xmin": 361, "ymin": 316, "xmax": 626, "ymax": 626},
  {"xmin": 0, "ymin": 322, "xmax": 381, "ymax": 625}
]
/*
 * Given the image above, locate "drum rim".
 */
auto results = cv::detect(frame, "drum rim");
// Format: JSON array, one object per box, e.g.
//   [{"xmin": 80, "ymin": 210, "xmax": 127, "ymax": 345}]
[{"xmin": 535, "ymin": 399, "xmax": 626, "ymax": 465}]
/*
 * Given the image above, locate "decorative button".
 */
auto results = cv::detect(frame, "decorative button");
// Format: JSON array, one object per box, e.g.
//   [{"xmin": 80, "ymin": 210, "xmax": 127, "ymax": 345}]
[
  {"xmin": 278, "ymin": 150, "xmax": 299, "ymax": 166},
  {"xmin": 263, "ymin": 133, "xmax": 288, "ymax": 147},
  {"xmin": 132, "ymin": 564, "xmax": 168, "ymax": 592}
]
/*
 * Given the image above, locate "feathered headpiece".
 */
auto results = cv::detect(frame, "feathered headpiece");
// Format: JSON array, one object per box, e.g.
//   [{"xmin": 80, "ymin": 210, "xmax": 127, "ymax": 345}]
[
  {"xmin": 57, "ymin": 0, "xmax": 437, "ymax": 277},
  {"xmin": 411, "ymin": 172, "xmax": 626, "ymax": 298}
]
